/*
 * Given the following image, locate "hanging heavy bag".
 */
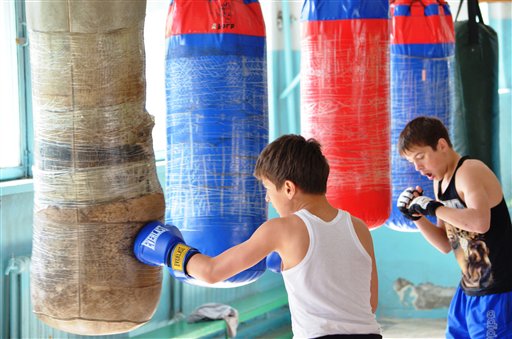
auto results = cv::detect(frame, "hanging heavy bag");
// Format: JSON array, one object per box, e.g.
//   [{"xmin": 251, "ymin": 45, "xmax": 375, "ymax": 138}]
[
  {"xmin": 164, "ymin": 0, "xmax": 268, "ymax": 287},
  {"xmin": 386, "ymin": 0, "xmax": 455, "ymax": 232},
  {"xmin": 27, "ymin": 1, "xmax": 164, "ymax": 335},
  {"xmin": 453, "ymin": 0, "xmax": 500, "ymax": 177},
  {"xmin": 300, "ymin": 0, "xmax": 391, "ymax": 228}
]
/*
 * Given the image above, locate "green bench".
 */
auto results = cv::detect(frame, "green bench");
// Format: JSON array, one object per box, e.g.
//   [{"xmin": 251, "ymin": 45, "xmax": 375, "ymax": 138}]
[{"xmin": 135, "ymin": 285, "xmax": 290, "ymax": 338}]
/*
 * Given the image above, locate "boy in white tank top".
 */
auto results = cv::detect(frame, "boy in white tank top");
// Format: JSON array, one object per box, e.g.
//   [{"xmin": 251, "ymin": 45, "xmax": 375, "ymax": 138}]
[{"xmin": 134, "ymin": 134, "xmax": 382, "ymax": 338}]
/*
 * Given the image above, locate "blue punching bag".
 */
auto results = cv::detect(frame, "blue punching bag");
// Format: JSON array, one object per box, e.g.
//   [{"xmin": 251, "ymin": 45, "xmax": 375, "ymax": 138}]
[
  {"xmin": 386, "ymin": 0, "xmax": 455, "ymax": 232},
  {"xmin": 165, "ymin": 0, "xmax": 268, "ymax": 287}
]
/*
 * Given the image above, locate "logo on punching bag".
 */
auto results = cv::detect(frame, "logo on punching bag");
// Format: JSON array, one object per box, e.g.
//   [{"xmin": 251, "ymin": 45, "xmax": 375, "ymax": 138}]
[
  {"xmin": 211, "ymin": 0, "xmax": 235, "ymax": 30},
  {"xmin": 212, "ymin": 23, "xmax": 235, "ymax": 29}
]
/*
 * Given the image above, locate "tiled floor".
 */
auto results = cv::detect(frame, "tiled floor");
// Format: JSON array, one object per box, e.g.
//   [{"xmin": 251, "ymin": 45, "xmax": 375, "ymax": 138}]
[{"xmin": 380, "ymin": 318, "xmax": 447, "ymax": 338}]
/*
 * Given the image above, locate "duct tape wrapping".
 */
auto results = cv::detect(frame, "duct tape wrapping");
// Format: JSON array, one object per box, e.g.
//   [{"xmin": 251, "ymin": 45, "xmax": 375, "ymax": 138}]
[
  {"xmin": 386, "ymin": 0, "xmax": 455, "ymax": 232},
  {"xmin": 300, "ymin": 0, "xmax": 391, "ymax": 228},
  {"xmin": 28, "ymin": 0, "xmax": 164, "ymax": 335},
  {"xmin": 165, "ymin": 0, "xmax": 268, "ymax": 287}
]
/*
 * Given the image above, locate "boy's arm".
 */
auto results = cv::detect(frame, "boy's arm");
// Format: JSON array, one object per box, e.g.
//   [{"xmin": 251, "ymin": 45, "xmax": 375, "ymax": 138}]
[
  {"xmin": 134, "ymin": 219, "xmax": 282, "ymax": 284},
  {"xmin": 187, "ymin": 219, "xmax": 279, "ymax": 284},
  {"xmin": 434, "ymin": 163, "xmax": 491, "ymax": 234},
  {"xmin": 397, "ymin": 186, "xmax": 451, "ymax": 253},
  {"xmin": 410, "ymin": 163, "xmax": 493, "ymax": 234},
  {"xmin": 351, "ymin": 217, "xmax": 378, "ymax": 313},
  {"xmin": 412, "ymin": 217, "xmax": 452, "ymax": 254}
]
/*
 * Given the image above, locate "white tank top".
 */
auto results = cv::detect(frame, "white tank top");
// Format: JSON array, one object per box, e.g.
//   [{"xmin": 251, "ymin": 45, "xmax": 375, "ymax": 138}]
[{"xmin": 282, "ymin": 209, "xmax": 381, "ymax": 338}]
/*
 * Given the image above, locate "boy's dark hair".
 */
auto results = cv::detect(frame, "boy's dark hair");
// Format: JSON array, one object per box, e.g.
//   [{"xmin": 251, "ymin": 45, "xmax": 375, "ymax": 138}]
[
  {"xmin": 254, "ymin": 134, "xmax": 329, "ymax": 194},
  {"xmin": 398, "ymin": 116, "xmax": 452, "ymax": 155}
]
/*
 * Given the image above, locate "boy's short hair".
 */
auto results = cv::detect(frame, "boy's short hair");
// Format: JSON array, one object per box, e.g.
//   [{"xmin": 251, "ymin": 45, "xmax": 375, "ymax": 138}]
[
  {"xmin": 398, "ymin": 116, "xmax": 452, "ymax": 155},
  {"xmin": 254, "ymin": 134, "xmax": 329, "ymax": 194}
]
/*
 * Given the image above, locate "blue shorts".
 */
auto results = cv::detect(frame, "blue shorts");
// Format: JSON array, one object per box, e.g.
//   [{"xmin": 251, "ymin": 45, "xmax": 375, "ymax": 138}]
[{"xmin": 446, "ymin": 286, "xmax": 512, "ymax": 339}]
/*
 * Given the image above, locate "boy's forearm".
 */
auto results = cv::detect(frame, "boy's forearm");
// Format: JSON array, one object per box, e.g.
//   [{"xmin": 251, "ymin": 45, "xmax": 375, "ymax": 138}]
[
  {"xmin": 186, "ymin": 254, "xmax": 221, "ymax": 284},
  {"xmin": 414, "ymin": 218, "xmax": 451, "ymax": 253},
  {"xmin": 186, "ymin": 242, "xmax": 265, "ymax": 284},
  {"xmin": 435, "ymin": 206, "xmax": 490, "ymax": 234}
]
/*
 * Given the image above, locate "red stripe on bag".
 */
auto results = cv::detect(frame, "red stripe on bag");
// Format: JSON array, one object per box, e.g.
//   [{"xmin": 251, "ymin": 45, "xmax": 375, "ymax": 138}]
[
  {"xmin": 166, "ymin": 0, "xmax": 265, "ymax": 38},
  {"xmin": 390, "ymin": 3, "xmax": 454, "ymax": 45}
]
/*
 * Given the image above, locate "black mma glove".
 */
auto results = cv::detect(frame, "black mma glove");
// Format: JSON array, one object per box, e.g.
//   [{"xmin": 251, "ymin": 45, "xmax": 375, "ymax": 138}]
[
  {"xmin": 408, "ymin": 196, "xmax": 444, "ymax": 217},
  {"xmin": 397, "ymin": 187, "xmax": 422, "ymax": 221}
]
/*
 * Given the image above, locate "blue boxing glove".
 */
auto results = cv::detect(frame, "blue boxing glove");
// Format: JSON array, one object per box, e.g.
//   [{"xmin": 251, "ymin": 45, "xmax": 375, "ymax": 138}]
[
  {"xmin": 409, "ymin": 196, "xmax": 444, "ymax": 217},
  {"xmin": 397, "ymin": 187, "xmax": 422, "ymax": 221},
  {"xmin": 266, "ymin": 251, "xmax": 283, "ymax": 274},
  {"xmin": 134, "ymin": 221, "xmax": 200, "ymax": 280}
]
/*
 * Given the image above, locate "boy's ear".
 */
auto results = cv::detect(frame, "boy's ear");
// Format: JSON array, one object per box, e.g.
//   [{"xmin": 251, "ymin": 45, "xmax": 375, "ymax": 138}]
[
  {"xmin": 437, "ymin": 138, "xmax": 449, "ymax": 151},
  {"xmin": 283, "ymin": 180, "xmax": 296, "ymax": 199}
]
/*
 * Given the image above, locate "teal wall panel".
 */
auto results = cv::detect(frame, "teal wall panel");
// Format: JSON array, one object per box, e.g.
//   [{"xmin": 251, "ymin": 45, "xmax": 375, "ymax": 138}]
[
  {"xmin": 269, "ymin": 50, "xmax": 301, "ymax": 138},
  {"xmin": 372, "ymin": 227, "xmax": 459, "ymax": 319},
  {"xmin": 499, "ymin": 90, "xmax": 512, "ymax": 210},
  {"xmin": 1, "ymin": 191, "xmax": 34, "ymax": 338},
  {"xmin": 179, "ymin": 271, "xmax": 284, "ymax": 316},
  {"xmin": 491, "ymin": 17, "xmax": 512, "ymax": 210}
]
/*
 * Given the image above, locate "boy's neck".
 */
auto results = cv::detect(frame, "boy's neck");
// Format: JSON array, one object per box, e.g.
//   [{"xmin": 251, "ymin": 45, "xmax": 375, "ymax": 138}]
[
  {"xmin": 442, "ymin": 150, "xmax": 462, "ymax": 183},
  {"xmin": 294, "ymin": 194, "xmax": 338, "ymax": 223}
]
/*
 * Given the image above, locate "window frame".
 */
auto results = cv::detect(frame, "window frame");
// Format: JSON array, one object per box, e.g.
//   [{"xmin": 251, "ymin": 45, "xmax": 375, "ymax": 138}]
[
  {"xmin": 0, "ymin": 0, "xmax": 33, "ymax": 182},
  {"xmin": 1, "ymin": 1, "xmax": 171, "ymax": 183}
]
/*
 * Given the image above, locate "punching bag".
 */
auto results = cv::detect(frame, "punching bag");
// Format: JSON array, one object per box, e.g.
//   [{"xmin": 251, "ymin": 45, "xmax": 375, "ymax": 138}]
[
  {"xmin": 453, "ymin": 0, "xmax": 500, "ymax": 177},
  {"xmin": 165, "ymin": 0, "xmax": 268, "ymax": 287},
  {"xmin": 28, "ymin": 0, "xmax": 164, "ymax": 335},
  {"xmin": 300, "ymin": 0, "xmax": 390, "ymax": 228},
  {"xmin": 386, "ymin": 0, "xmax": 455, "ymax": 232}
]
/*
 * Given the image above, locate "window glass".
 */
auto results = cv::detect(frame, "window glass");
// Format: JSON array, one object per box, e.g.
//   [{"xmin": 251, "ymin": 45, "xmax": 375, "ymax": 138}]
[
  {"xmin": 144, "ymin": 0, "xmax": 168, "ymax": 160},
  {"xmin": 0, "ymin": 1, "xmax": 21, "ymax": 168}
]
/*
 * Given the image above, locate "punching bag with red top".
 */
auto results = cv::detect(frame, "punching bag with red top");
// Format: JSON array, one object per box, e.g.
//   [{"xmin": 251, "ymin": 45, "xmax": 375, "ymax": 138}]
[
  {"xmin": 165, "ymin": 0, "xmax": 268, "ymax": 287},
  {"xmin": 386, "ymin": 0, "xmax": 455, "ymax": 232}
]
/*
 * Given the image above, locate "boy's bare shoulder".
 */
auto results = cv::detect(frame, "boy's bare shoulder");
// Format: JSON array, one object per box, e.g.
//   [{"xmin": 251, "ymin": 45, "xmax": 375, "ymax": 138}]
[
  {"xmin": 350, "ymin": 215, "xmax": 369, "ymax": 231},
  {"xmin": 457, "ymin": 158, "xmax": 500, "ymax": 186},
  {"xmin": 348, "ymin": 215, "xmax": 375, "ymax": 258},
  {"xmin": 264, "ymin": 214, "xmax": 304, "ymax": 229},
  {"xmin": 259, "ymin": 214, "xmax": 307, "ymax": 252},
  {"xmin": 459, "ymin": 158, "xmax": 494, "ymax": 176},
  {"xmin": 260, "ymin": 214, "xmax": 302, "ymax": 229}
]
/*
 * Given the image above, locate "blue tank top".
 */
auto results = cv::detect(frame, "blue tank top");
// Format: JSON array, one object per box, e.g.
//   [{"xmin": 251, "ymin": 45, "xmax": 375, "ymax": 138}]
[{"xmin": 437, "ymin": 156, "xmax": 512, "ymax": 296}]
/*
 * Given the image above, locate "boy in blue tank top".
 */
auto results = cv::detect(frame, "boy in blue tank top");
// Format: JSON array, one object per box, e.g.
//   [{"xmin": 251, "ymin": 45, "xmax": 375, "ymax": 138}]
[
  {"xmin": 397, "ymin": 116, "xmax": 512, "ymax": 338},
  {"xmin": 134, "ymin": 134, "xmax": 382, "ymax": 338}
]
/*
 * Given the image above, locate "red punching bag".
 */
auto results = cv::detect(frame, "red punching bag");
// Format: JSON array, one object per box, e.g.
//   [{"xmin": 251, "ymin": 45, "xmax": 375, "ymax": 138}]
[{"xmin": 301, "ymin": 0, "xmax": 390, "ymax": 228}]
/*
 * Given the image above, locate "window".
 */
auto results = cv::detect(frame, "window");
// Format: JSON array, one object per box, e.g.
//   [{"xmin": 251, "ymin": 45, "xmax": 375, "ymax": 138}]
[
  {"xmin": 144, "ymin": 0, "xmax": 169, "ymax": 161},
  {"xmin": 0, "ymin": 1, "xmax": 169, "ymax": 182},
  {"xmin": 0, "ymin": 0, "xmax": 26, "ymax": 180}
]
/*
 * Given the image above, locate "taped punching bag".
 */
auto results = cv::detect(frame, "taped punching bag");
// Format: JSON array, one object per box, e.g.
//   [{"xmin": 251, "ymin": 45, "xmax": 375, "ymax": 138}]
[
  {"xmin": 28, "ymin": 1, "xmax": 164, "ymax": 335},
  {"xmin": 300, "ymin": 0, "xmax": 390, "ymax": 228},
  {"xmin": 165, "ymin": 0, "xmax": 268, "ymax": 287},
  {"xmin": 453, "ymin": 0, "xmax": 500, "ymax": 177},
  {"xmin": 386, "ymin": 0, "xmax": 455, "ymax": 232}
]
